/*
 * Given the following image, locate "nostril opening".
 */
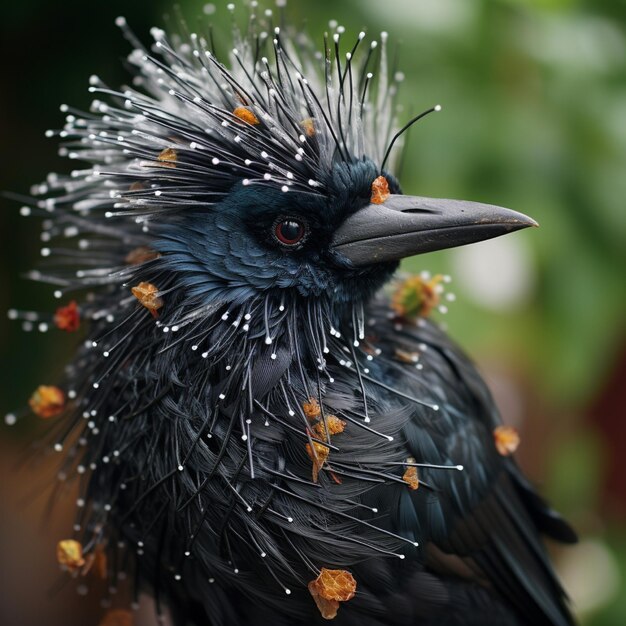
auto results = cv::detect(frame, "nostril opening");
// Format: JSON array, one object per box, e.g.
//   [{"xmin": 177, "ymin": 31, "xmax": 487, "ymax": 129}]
[{"xmin": 401, "ymin": 208, "xmax": 436, "ymax": 215}]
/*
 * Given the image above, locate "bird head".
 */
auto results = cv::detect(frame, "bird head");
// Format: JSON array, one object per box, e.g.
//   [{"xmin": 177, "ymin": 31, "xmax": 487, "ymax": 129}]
[
  {"xmin": 151, "ymin": 158, "xmax": 401, "ymax": 306},
  {"xmin": 151, "ymin": 157, "xmax": 534, "ymax": 310},
  {"xmin": 28, "ymin": 18, "xmax": 534, "ymax": 320}
]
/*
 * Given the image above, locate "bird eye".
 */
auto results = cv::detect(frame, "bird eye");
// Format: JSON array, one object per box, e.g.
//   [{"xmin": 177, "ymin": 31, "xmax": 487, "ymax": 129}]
[{"xmin": 274, "ymin": 218, "xmax": 306, "ymax": 247}]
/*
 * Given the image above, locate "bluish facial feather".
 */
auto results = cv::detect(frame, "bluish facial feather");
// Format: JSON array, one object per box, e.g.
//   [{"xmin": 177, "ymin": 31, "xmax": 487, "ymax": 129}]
[{"xmin": 154, "ymin": 159, "xmax": 402, "ymax": 305}]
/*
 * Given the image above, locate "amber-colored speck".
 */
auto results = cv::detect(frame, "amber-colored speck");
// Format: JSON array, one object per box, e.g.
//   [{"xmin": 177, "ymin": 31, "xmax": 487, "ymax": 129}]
[
  {"xmin": 303, "ymin": 398, "xmax": 321, "ymax": 420},
  {"xmin": 156, "ymin": 147, "xmax": 177, "ymax": 167},
  {"xmin": 54, "ymin": 300, "xmax": 80, "ymax": 332},
  {"xmin": 29, "ymin": 385, "xmax": 65, "ymax": 418},
  {"xmin": 233, "ymin": 106, "xmax": 260, "ymax": 125},
  {"xmin": 392, "ymin": 274, "xmax": 443, "ymax": 319},
  {"xmin": 313, "ymin": 415, "xmax": 346, "ymax": 439},
  {"xmin": 131, "ymin": 281, "xmax": 164, "ymax": 317},
  {"xmin": 403, "ymin": 458, "xmax": 420, "ymax": 490},
  {"xmin": 303, "ymin": 399, "xmax": 347, "ymax": 480},
  {"xmin": 370, "ymin": 175, "xmax": 390, "ymax": 205},
  {"xmin": 308, "ymin": 568, "xmax": 357, "ymax": 620},
  {"xmin": 301, "ymin": 118, "xmax": 316, "ymax": 137},
  {"xmin": 57, "ymin": 539, "xmax": 85, "ymax": 572},
  {"xmin": 494, "ymin": 425, "xmax": 521, "ymax": 456}
]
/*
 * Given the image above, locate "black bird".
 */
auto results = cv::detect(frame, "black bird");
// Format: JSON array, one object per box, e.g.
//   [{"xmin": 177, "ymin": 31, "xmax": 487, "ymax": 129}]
[{"xmin": 9, "ymin": 8, "xmax": 577, "ymax": 626}]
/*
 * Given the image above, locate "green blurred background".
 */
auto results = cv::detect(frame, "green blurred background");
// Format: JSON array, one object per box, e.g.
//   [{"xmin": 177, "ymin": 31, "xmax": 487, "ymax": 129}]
[{"xmin": 0, "ymin": 1, "xmax": 624, "ymax": 625}]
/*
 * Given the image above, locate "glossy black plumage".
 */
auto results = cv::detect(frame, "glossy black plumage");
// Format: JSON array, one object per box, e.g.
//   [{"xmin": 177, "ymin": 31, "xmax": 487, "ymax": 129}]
[
  {"xmin": 9, "ymin": 8, "xmax": 577, "ymax": 626},
  {"xmin": 139, "ymin": 299, "xmax": 576, "ymax": 626}
]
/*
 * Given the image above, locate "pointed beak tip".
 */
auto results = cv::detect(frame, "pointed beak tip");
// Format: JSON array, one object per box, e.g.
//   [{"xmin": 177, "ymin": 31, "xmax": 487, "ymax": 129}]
[
  {"xmin": 518, "ymin": 215, "xmax": 539, "ymax": 229},
  {"xmin": 495, "ymin": 211, "xmax": 538, "ymax": 231}
]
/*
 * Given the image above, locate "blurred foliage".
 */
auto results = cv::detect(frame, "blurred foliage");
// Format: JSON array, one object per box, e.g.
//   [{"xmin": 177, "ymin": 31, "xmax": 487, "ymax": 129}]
[{"xmin": 0, "ymin": 0, "xmax": 624, "ymax": 624}]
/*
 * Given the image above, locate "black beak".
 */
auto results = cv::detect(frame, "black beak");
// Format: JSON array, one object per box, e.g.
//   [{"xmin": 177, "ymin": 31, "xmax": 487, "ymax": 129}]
[{"xmin": 331, "ymin": 195, "xmax": 537, "ymax": 267}]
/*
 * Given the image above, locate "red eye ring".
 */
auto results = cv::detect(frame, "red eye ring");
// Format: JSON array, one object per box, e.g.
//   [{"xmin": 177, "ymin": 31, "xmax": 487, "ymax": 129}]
[{"xmin": 274, "ymin": 218, "xmax": 306, "ymax": 247}]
